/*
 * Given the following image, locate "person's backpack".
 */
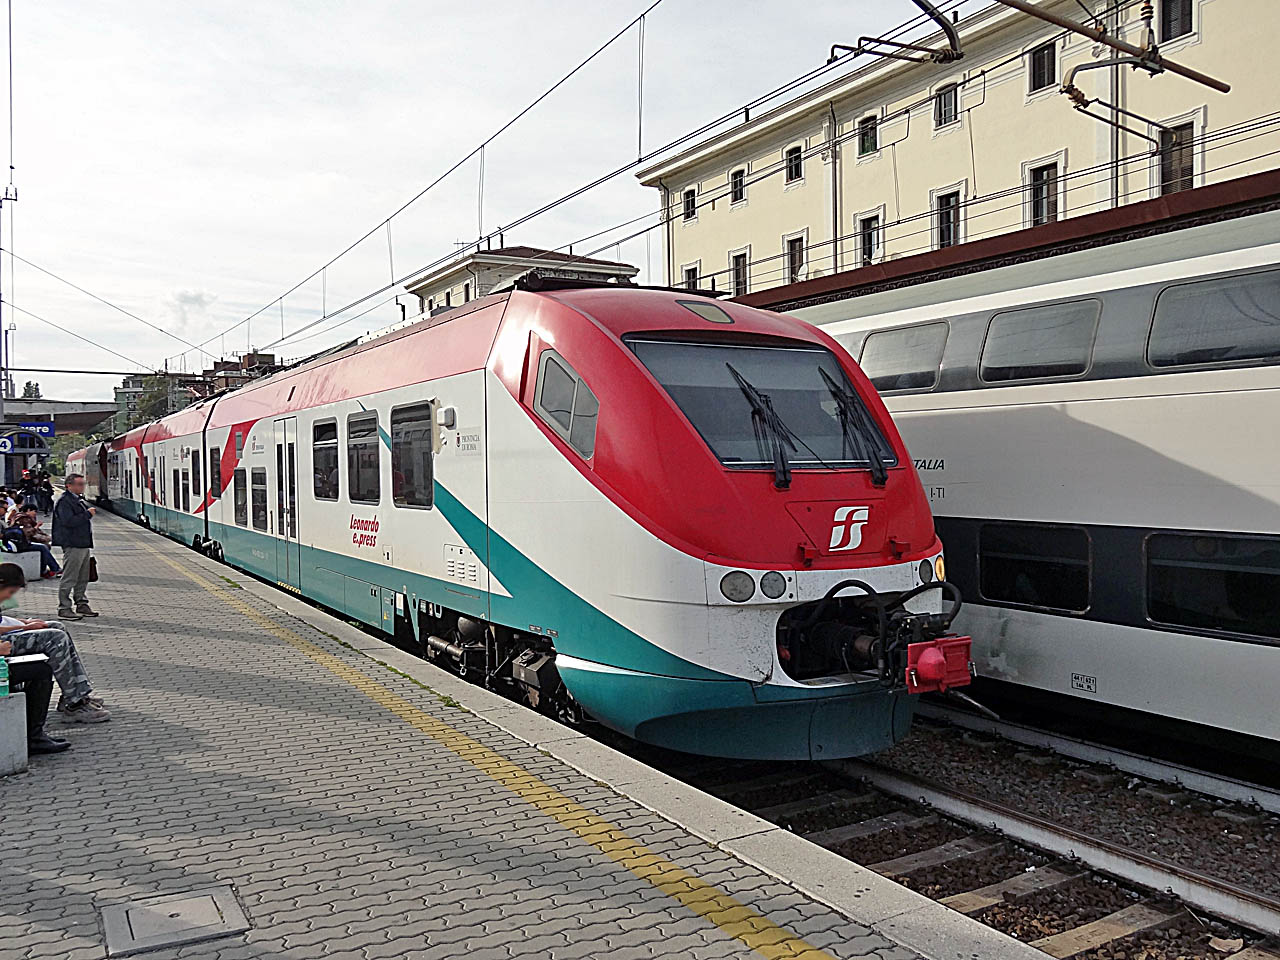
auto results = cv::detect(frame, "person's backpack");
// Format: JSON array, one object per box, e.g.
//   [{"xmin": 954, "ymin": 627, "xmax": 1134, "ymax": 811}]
[{"xmin": 2, "ymin": 525, "xmax": 31, "ymax": 551}]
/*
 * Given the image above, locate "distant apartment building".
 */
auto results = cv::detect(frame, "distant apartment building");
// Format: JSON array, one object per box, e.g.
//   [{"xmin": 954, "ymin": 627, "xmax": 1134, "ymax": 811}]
[
  {"xmin": 638, "ymin": 0, "xmax": 1273, "ymax": 294},
  {"xmin": 113, "ymin": 352, "xmax": 281, "ymax": 431},
  {"xmin": 405, "ymin": 245, "xmax": 638, "ymax": 315}
]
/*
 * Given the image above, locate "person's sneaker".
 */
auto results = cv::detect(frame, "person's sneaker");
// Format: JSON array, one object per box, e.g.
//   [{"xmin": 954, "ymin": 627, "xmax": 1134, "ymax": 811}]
[
  {"xmin": 62, "ymin": 700, "xmax": 110, "ymax": 723},
  {"xmin": 28, "ymin": 734, "xmax": 71, "ymax": 754},
  {"xmin": 76, "ymin": 608, "xmax": 100, "ymax": 617},
  {"xmin": 56, "ymin": 695, "xmax": 104, "ymax": 713},
  {"xmin": 58, "ymin": 610, "xmax": 83, "ymax": 620},
  {"xmin": 42, "ymin": 571, "xmax": 62, "ymax": 579}
]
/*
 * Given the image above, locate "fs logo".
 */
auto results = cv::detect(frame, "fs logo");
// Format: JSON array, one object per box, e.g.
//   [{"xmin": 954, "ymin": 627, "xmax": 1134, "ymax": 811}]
[{"xmin": 829, "ymin": 506, "xmax": 871, "ymax": 552}]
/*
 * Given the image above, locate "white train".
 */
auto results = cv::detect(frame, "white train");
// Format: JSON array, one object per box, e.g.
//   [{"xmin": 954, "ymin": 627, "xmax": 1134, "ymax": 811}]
[{"xmin": 790, "ymin": 208, "xmax": 1280, "ymax": 749}]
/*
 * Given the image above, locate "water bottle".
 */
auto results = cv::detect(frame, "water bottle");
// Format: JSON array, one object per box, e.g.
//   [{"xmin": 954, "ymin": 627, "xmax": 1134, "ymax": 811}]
[{"xmin": 0, "ymin": 655, "xmax": 8, "ymax": 698}]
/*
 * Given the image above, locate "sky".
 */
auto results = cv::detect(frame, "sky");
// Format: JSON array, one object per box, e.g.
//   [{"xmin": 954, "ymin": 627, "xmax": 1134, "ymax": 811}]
[{"xmin": 6, "ymin": 0, "xmax": 911, "ymax": 403}]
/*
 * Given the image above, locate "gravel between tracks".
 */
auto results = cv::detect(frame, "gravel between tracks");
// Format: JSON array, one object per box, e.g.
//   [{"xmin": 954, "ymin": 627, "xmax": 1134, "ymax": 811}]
[{"xmin": 873, "ymin": 724, "xmax": 1280, "ymax": 897}]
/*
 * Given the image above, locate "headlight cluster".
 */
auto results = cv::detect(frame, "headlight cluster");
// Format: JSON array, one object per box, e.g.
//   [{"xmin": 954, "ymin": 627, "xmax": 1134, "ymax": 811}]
[{"xmin": 719, "ymin": 570, "xmax": 790, "ymax": 602}]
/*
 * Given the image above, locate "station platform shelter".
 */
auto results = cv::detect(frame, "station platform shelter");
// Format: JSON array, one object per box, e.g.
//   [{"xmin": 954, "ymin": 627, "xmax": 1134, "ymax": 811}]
[{"xmin": 0, "ymin": 513, "xmax": 1044, "ymax": 960}]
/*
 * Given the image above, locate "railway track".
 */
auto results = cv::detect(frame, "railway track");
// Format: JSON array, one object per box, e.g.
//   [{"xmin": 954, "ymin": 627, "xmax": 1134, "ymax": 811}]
[{"xmin": 666, "ymin": 756, "xmax": 1280, "ymax": 960}]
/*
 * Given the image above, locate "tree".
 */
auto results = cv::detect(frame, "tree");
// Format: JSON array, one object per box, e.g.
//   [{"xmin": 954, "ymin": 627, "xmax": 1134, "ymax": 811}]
[
  {"xmin": 136, "ymin": 376, "xmax": 171, "ymax": 422},
  {"xmin": 21, "ymin": 380, "xmax": 41, "ymax": 399}
]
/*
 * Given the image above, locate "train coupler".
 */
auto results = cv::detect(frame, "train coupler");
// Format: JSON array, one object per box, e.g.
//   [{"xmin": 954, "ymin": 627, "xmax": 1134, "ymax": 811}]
[{"xmin": 905, "ymin": 634, "xmax": 974, "ymax": 694}]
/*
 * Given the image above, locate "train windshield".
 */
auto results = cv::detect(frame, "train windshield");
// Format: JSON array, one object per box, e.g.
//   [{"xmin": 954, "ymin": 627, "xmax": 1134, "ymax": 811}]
[{"xmin": 628, "ymin": 338, "xmax": 896, "ymax": 472}]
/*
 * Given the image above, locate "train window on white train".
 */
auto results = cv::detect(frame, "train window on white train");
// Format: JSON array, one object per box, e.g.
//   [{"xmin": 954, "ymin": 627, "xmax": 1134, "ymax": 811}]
[
  {"xmin": 1148, "ymin": 270, "xmax": 1280, "ymax": 368},
  {"xmin": 980, "ymin": 299, "xmax": 1099, "ymax": 382},
  {"xmin": 251, "ymin": 468, "xmax": 268, "ymax": 531},
  {"xmin": 181, "ymin": 470, "xmax": 190, "ymax": 513},
  {"xmin": 233, "ymin": 469, "xmax": 247, "ymax": 527},
  {"xmin": 209, "ymin": 448, "xmax": 221, "ymax": 500},
  {"xmin": 535, "ymin": 351, "xmax": 600, "ymax": 460},
  {"xmin": 312, "ymin": 421, "xmax": 339, "ymax": 501},
  {"xmin": 979, "ymin": 523, "xmax": 1090, "ymax": 613},
  {"xmin": 192, "ymin": 453, "xmax": 201, "ymax": 503},
  {"xmin": 858, "ymin": 322, "xmax": 948, "ymax": 392},
  {"xmin": 346, "ymin": 413, "xmax": 381, "ymax": 504},
  {"xmin": 391, "ymin": 405, "xmax": 433, "ymax": 508},
  {"xmin": 1147, "ymin": 534, "xmax": 1280, "ymax": 640}
]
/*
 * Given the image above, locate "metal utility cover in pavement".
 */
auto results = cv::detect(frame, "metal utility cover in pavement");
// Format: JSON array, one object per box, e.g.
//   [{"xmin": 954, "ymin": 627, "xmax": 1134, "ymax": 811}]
[{"xmin": 101, "ymin": 886, "xmax": 250, "ymax": 956}]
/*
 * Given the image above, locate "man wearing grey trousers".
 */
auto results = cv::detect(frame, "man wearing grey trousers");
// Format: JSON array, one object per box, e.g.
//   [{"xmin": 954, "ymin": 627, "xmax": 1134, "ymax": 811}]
[{"xmin": 52, "ymin": 473, "xmax": 98, "ymax": 621}]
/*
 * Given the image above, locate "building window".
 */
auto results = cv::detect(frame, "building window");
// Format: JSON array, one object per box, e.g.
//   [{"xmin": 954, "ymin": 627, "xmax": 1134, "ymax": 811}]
[
  {"xmin": 980, "ymin": 299, "xmax": 1100, "ymax": 382},
  {"xmin": 858, "ymin": 215, "xmax": 880, "ymax": 266},
  {"xmin": 1147, "ymin": 533, "xmax": 1280, "ymax": 640},
  {"xmin": 786, "ymin": 236, "xmax": 806, "ymax": 284},
  {"xmin": 935, "ymin": 191, "xmax": 961, "ymax": 248},
  {"xmin": 1029, "ymin": 162, "xmax": 1059, "ymax": 225},
  {"xmin": 1160, "ymin": 0, "xmax": 1193, "ymax": 41},
  {"xmin": 784, "ymin": 146, "xmax": 803, "ymax": 183},
  {"xmin": 347, "ymin": 412, "xmax": 381, "ymax": 504},
  {"xmin": 1159, "ymin": 121, "xmax": 1195, "ymax": 195},
  {"xmin": 535, "ymin": 351, "xmax": 600, "ymax": 459},
  {"xmin": 233, "ymin": 468, "xmax": 247, "ymax": 526},
  {"xmin": 730, "ymin": 169, "xmax": 746, "ymax": 204},
  {"xmin": 683, "ymin": 266, "xmax": 699, "ymax": 290},
  {"xmin": 390, "ymin": 404, "xmax": 434, "ymax": 508},
  {"xmin": 209, "ymin": 447, "xmax": 221, "ymax": 499},
  {"xmin": 858, "ymin": 116, "xmax": 878, "ymax": 156},
  {"xmin": 682, "ymin": 188, "xmax": 697, "ymax": 221},
  {"xmin": 731, "ymin": 252, "xmax": 749, "ymax": 296},
  {"xmin": 1029, "ymin": 42, "xmax": 1056, "ymax": 92},
  {"xmin": 444, "ymin": 290, "xmax": 452, "ymax": 307},
  {"xmin": 251, "ymin": 467, "xmax": 268, "ymax": 531},
  {"xmin": 1149, "ymin": 268, "xmax": 1280, "ymax": 368},
  {"xmin": 980, "ymin": 523, "xmax": 1090, "ymax": 613},
  {"xmin": 312, "ymin": 420, "xmax": 339, "ymax": 500},
  {"xmin": 427, "ymin": 297, "xmax": 435, "ymax": 312},
  {"xmin": 858, "ymin": 322, "xmax": 949, "ymax": 392},
  {"xmin": 934, "ymin": 84, "xmax": 959, "ymax": 127},
  {"xmin": 464, "ymin": 282, "xmax": 471, "ymax": 302}
]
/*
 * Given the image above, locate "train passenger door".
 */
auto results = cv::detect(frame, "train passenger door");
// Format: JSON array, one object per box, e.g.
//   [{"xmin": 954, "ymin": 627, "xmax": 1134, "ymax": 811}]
[{"xmin": 273, "ymin": 417, "xmax": 301, "ymax": 590}]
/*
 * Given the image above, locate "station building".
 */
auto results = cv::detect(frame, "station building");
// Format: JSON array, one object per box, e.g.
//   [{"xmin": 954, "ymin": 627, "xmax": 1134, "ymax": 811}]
[{"xmin": 637, "ymin": 0, "xmax": 1275, "ymax": 294}]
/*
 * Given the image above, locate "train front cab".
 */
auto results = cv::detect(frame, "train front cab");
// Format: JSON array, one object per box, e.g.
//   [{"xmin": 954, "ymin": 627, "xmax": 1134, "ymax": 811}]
[{"xmin": 481, "ymin": 287, "xmax": 972, "ymax": 760}]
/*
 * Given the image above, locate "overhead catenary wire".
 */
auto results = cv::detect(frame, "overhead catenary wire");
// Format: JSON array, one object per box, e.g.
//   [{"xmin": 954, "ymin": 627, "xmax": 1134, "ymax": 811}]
[{"xmin": 2, "ymin": 299, "xmax": 151, "ymax": 371}]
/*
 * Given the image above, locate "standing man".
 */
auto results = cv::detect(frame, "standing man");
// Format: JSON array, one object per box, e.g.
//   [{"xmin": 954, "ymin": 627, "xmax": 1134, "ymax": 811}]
[{"xmin": 52, "ymin": 473, "xmax": 98, "ymax": 621}]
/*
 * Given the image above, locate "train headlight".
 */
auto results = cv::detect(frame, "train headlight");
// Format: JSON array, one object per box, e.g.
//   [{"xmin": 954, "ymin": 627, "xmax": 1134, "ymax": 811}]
[
  {"xmin": 918, "ymin": 559, "xmax": 934, "ymax": 583},
  {"xmin": 719, "ymin": 571, "xmax": 755, "ymax": 602},
  {"xmin": 935, "ymin": 555, "xmax": 946, "ymax": 581},
  {"xmin": 760, "ymin": 571, "xmax": 787, "ymax": 599}
]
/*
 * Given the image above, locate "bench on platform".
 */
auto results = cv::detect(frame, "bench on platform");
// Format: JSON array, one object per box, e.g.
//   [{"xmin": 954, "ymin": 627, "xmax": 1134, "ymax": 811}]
[
  {"xmin": 0, "ymin": 549, "xmax": 41, "ymax": 581},
  {"xmin": 0, "ymin": 692, "xmax": 27, "ymax": 775}
]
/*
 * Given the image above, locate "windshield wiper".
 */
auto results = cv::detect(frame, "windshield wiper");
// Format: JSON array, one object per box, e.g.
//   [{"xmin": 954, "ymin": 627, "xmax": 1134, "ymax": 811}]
[
  {"xmin": 819, "ymin": 367, "xmax": 890, "ymax": 487},
  {"xmin": 726, "ymin": 362, "xmax": 798, "ymax": 490}
]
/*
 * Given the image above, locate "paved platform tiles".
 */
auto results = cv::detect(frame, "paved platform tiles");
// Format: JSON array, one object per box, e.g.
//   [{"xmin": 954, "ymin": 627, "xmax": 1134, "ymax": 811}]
[{"xmin": 0, "ymin": 513, "xmax": 1041, "ymax": 960}]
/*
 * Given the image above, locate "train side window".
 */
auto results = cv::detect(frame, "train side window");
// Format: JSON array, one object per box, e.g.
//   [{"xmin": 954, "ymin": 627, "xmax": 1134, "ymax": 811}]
[
  {"xmin": 251, "ymin": 467, "xmax": 268, "ymax": 531},
  {"xmin": 1146, "ymin": 533, "xmax": 1280, "ymax": 640},
  {"xmin": 172, "ymin": 469, "xmax": 180, "ymax": 509},
  {"xmin": 391, "ymin": 404, "xmax": 434, "ymax": 508},
  {"xmin": 181, "ymin": 470, "xmax": 190, "ymax": 513},
  {"xmin": 313, "ymin": 420, "xmax": 339, "ymax": 501},
  {"xmin": 233, "ymin": 468, "xmax": 247, "ymax": 526},
  {"xmin": 209, "ymin": 447, "xmax": 221, "ymax": 499},
  {"xmin": 857, "ymin": 322, "xmax": 948, "ymax": 392},
  {"xmin": 235, "ymin": 431, "xmax": 244, "ymax": 457},
  {"xmin": 980, "ymin": 299, "xmax": 1100, "ymax": 382},
  {"xmin": 535, "ymin": 350, "xmax": 599, "ymax": 459},
  {"xmin": 347, "ymin": 412, "xmax": 381, "ymax": 504},
  {"xmin": 1148, "ymin": 269, "xmax": 1280, "ymax": 368},
  {"xmin": 979, "ymin": 523, "xmax": 1090, "ymax": 613},
  {"xmin": 192, "ymin": 452, "xmax": 201, "ymax": 501}
]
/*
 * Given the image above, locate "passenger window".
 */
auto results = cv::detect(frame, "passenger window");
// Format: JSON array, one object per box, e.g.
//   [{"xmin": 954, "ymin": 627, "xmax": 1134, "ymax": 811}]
[
  {"xmin": 251, "ymin": 468, "xmax": 268, "ymax": 530},
  {"xmin": 858, "ymin": 322, "xmax": 948, "ymax": 392},
  {"xmin": 313, "ymin": 421, "xmax": 339, "ymax": 501},
  {"xmin": 347, "ymin": 412, "xmax": 381, "ymax": 504},
  {"xmin": 181, "ymin": 470, "xmax": 190, "ymax": 513},
  {"xmin": 209, "ymin": 447, "xmax": 221, "ymax": 499},
  {"xmin": 235, "ymin": 431, "xmax": 244, "ymax": 457},
  {"xmin": 233, "ymin": 468, "xmax": 247, "ymax": 526},
  {"xmin": 1148, "ymin": 269, "xmax": 1280, "ymax": 368},
  {"xmin": 391, "ymin": 404, "xmax": 434, "ymax": 508},
  {"xmin": 1147, "ymin": 533, "xmax": 1280, "ymax": 640},
  {"xmin": 192, "ymin": 453, "xmax": 201, "ymax": 502},
  {"xmin": 535, "ymin": 351, "xmax": 599, "ymax": 459},
  {"xmin": 980, "ymin": 299, "xmax": 1099, "ymax": 382},
  {"xmin": 979, "ymin": 523, "xmax": 1090, "ymax": 613}
]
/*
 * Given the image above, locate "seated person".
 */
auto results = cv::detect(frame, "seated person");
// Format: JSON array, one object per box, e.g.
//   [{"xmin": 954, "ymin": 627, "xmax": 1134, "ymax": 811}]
[
  {"xmin": 15, "ymin": 503, "xmax": 51, "ymax": 544},
  {"xmin": 0, "ymin": 645, "xmax": 69, "ymax": 753},
  {"xmin": 3, "ymin": 510, "xmax": 61, "ymax": 579},
  {"xmin": 0, "ymin": 563, "xmax": 108, "ymax": 722}
]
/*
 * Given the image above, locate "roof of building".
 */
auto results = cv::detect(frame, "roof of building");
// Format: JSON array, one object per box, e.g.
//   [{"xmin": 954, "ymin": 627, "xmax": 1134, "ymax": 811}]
[{"xmin": 405, "ymin": 245, "xmax": 638, "ymax": 296}]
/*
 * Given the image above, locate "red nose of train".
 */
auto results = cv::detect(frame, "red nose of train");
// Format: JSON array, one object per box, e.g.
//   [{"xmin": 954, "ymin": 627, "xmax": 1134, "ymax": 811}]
[{"xmin": 905, "ymin": 636, "xmax": 975, "ymax": 694}]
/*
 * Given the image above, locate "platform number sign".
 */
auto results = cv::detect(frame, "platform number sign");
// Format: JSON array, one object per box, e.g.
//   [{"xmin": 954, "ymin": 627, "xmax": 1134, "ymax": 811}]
[
  {"xmin": 1071, "ymin": 673, "xmax": 1097, "ymax": 694},
  {"xmin": 0, "ymin": 437, "xmax": 11, "ymax": 454}
]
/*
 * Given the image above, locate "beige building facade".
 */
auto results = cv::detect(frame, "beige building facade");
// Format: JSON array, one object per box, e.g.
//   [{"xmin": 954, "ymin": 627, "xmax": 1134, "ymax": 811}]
[{"xmin": 638, "ymin": 0, "xmax": 1276, "ymax": 295}]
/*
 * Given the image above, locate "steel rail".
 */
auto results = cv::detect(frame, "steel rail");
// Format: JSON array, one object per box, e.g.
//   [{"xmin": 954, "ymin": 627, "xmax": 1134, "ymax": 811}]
[
  {"xmin": 915, "ymin": 702, "xmax": 1280, "ymax": 815},
  {"xmin": 829, "ymin": 759, "xmax": 1280, "ymax": 936}
]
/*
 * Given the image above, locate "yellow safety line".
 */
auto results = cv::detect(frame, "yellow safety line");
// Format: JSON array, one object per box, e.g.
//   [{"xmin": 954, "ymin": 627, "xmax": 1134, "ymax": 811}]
[{"xmin": 138, "ymin": 540, "xmax": 840, "ymax": 960}]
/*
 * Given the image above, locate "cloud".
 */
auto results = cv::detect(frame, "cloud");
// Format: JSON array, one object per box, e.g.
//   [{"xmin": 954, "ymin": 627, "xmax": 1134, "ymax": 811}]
[{"xmin": 163, "ymin": 289, "xmax": 218, "ymax": 336}]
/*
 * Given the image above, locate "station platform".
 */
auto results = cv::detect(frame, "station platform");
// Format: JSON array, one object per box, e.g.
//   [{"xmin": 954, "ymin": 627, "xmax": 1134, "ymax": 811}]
[{"xmin": 0, "ymin": 512, "xmax": 1045, "ymax": 960}]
